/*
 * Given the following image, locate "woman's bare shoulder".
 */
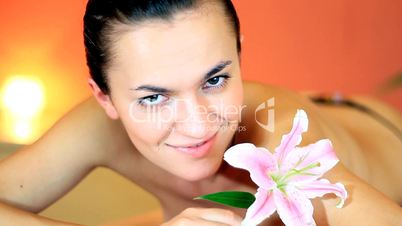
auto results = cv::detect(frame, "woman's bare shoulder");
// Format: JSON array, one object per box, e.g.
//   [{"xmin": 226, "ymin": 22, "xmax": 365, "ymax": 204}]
[
  {"xmin": 64, "ymin": 97, "xmax": 138, "ymax": 165},
  {"xmin": 240, "ymin": 81, "xmax": 370, "ymax": 179},
  {"xmin": 240, "ymin": 80, "xmax": 342, "ymax": 144},
  {"xmin": 74, "ymin": 97, "xmax": 141, "ymax": 172}
]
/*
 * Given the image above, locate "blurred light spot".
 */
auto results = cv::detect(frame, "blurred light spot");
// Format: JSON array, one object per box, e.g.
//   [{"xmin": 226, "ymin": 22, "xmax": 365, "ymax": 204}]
[
  {"xmin": 1, "ymin": 76, "xmax": 45, "ymax": 144},
  {"xmin": 2, "ymin": 76, "xmax": 45, "ymax": 117},
  {"xmin": 13, "ymin": 120, "xmax": 32, "ymax": 141}
]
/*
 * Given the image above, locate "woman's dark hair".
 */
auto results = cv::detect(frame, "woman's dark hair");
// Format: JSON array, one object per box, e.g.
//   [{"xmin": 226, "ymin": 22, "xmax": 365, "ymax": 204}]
[{"xmin": 83, "ymin": 0, "xmax": 240, "ymax": 94}]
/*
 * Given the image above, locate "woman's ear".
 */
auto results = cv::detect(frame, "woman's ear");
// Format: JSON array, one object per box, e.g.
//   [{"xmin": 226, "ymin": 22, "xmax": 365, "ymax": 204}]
[
  {"xmin": 88, "ymin": 78, "xmax": 119, "ymax": 119},
  {"xmin": 240, "ymin": 34, "xmax": 244, "ymax": 43}
]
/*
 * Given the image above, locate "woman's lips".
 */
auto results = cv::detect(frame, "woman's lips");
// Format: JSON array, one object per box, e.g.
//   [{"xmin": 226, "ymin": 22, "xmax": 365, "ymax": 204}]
[{"xmin": 166, "ymin": 133, "xmax": 217, "ymax": 158}]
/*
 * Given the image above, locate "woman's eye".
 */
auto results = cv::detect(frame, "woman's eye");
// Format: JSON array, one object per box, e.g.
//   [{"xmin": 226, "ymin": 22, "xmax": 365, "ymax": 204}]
[
  {"xmin": 138, "ymin": 94, "xmax": 168, "ymax": 107},
  {"xmin": 203, "ymin": 75, "xmax": 230, "ymax": 90}
]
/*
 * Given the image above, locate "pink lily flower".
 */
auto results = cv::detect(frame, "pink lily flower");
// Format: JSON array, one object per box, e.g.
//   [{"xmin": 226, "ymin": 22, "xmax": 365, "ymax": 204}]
[{"xmin": 224, "ymin": 109, "xmax": 347, "ymax": 226}]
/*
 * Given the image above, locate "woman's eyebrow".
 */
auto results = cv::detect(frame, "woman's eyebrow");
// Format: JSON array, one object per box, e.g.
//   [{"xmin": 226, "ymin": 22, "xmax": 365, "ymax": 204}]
[
  {"xmin": 131, "ymin": 60, "xmax": 232, "ymax": 93},
  {"xmin": 204, "ymin": 60, "xmax": 232, "ymax": 80},
  {"xmin": 131, "ymin": 85, "xmax": 172, "ymax": 94}
]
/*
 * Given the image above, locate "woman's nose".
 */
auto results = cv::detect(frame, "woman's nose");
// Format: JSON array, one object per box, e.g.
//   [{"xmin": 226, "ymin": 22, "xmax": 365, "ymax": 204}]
[{"xmin": 173, "ymin": 96, "xmax": 216, "ymax": 139}]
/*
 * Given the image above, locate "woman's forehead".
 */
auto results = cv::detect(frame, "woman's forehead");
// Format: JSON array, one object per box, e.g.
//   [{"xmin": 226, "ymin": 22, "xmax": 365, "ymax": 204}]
[{"xmin": 108, "ymin": 6, "xmax": 238, "ymax": 85}]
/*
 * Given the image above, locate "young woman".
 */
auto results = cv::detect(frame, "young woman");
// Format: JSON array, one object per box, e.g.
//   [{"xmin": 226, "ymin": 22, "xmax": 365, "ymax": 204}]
[{"xmin": 0, "ymin": 0, "xmax": 401, "ymax": 225}]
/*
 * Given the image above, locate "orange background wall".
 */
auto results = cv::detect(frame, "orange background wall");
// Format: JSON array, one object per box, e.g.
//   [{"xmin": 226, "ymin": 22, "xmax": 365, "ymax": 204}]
[
  {"xmin": 0, "ymin": 0, "xmax": 401, "ymax": 143},
  {"xmin": 234, "ymin": 0, "xmax": 402, "ymax": 108}
]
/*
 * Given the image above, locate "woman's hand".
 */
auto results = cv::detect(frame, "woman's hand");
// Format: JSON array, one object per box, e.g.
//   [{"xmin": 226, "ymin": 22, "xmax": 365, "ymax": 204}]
[{"xmin": 161, "ymin": 207, "xmax": 243, "ymax": 226}]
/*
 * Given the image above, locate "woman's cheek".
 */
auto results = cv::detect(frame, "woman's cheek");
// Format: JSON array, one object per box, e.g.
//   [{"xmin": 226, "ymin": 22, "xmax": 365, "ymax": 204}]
[
  {"xmin": 118, "ymin": 102, "xmax": 173, "ymax": 146},
  {"xmin": 216, "ymin": 92, "xmax": 244, "ymax": 123}
]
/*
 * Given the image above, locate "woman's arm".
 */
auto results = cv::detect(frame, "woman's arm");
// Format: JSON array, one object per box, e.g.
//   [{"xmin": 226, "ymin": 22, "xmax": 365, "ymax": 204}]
[
  {"xmin": 0, "ymin": 202, "xmax": 82, "ymax": 226},
  {"xmin": 0, "ymin": 97, "xmax": 130, "ymax": 224}
]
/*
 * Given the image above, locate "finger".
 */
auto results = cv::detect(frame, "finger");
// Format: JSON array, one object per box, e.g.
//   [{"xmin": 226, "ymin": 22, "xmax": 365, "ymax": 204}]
[
  {"xmin": 197, "ymin": 208, "xmax": 243, "ymax": 226},
  {"xmin": 191, "ymin": 218, "xmax": 233, "ymax": 226},
  {"xmin": 169, "ymin": 217, "xmax": 232, "ymax": 226}
]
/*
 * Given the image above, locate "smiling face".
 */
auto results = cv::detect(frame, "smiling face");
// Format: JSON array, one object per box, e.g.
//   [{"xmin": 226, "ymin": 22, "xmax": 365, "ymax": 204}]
[{"xmin": 90, "ymin": 3, "xmax": 244, "ymax": 181}]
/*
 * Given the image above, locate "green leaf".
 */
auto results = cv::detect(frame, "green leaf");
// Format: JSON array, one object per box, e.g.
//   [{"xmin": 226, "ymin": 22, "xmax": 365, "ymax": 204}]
[{"xmin": 194, "ymin": 191, "xmax": 255, "ymax": 209}]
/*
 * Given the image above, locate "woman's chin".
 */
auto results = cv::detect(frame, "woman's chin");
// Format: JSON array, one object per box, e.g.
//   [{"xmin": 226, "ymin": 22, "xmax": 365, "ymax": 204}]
[{"xmin": 175, "ymin": 160, "xmax": 222, "ymax": 182}]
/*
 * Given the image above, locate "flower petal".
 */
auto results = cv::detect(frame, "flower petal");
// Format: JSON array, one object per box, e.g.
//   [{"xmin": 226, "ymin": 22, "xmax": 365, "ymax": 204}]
[
  {"xmin": 296, "ymin": 179, "xmax": 348, "ymax": 208},
  {"xmin": 224, "ymin": 143, "xmax": 277, "ymax": 190},
  {"xmin": 273, "ymin": 187, "xmax": 316, "ymax": 226},
  {"xmin": 275, "ymin": 109, "xmax": 309, "ymax": 167},
  {"xmin": 242, "ymin": 188, "xmax": 276, "ymax": 226},
  {"xmin": 285, "ymin": 139, "xmax": 339, "ymax": 182}
]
